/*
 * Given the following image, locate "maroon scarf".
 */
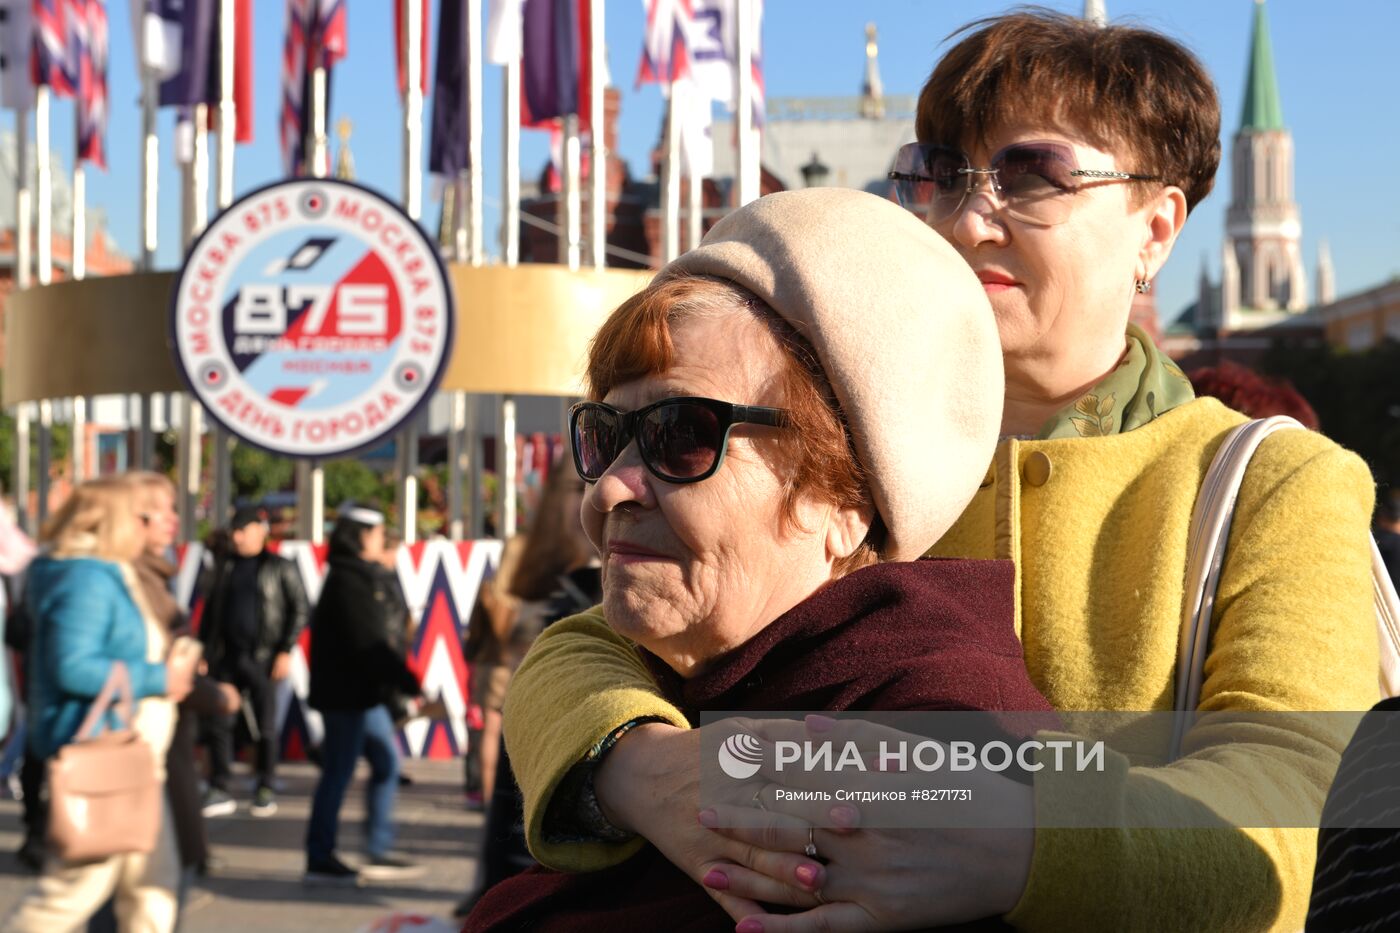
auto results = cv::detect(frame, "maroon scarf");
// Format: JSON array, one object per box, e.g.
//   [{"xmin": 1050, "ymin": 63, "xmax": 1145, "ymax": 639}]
[{"xmin": 465, "ymin": 559, "xmax": 1051, "ymax": 933}]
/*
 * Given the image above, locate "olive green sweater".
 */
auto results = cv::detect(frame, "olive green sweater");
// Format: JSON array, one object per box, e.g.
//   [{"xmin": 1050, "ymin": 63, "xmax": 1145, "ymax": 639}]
[{"xmin": 502, "ymin": 398, "xmax": 1379, "ymax": 931}]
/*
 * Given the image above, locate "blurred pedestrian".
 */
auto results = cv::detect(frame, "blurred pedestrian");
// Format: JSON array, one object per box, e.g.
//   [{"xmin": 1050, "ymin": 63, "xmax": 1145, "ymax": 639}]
[
  {"xmin": 128, "ymin": 473, "xmax": 241, "ymax": 882},
  {"xmin": 456, "ymin": 461, "xmax": 599, "ymax": 915},
  {"xmin": 304, "ymin": 506, "xmax": 424, "ymax": 886},
  {"xmin": 5, "ymin": 477, "xmax": 197, "ymax": 933},
  {"xmin": 195, "ymin": 505, "xmax": 309, "ymax": 819}
]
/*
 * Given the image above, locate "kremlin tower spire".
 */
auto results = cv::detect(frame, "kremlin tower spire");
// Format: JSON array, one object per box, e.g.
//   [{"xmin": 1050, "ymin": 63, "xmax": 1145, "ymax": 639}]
[{"xmin": 1222, "ymin": 0, "xmax": 1307, "ymax": 322}]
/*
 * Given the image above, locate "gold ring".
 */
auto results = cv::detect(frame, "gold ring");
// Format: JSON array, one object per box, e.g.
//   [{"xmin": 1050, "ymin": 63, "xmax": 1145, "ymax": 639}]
[
  {"xmin": 814, "ymin": 888, "xmax": 827, "ymax": 906},
  {"xmin": 752, "ymin": 788, "xmax": 767, "ymax": 811},
  {"xmin": 804, "ymin": 826, "xmax": 818, "ymax": 859}
]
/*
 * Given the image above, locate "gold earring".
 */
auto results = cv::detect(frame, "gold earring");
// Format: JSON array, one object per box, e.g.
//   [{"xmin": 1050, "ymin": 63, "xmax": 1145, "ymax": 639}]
[{"xmin": 1134, "ymin": 279, "xmax": 1152, "ymax": 294}]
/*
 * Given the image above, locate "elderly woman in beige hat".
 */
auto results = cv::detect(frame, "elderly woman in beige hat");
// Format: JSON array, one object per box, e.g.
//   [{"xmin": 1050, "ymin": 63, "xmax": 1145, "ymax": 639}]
[
  {"xmin": 465, "ymin": 186, "xmax": 1052, "ymax": 932},
  {"xmin": 501, "ymin": 10, "xmax": 1378, "ymax": 933}
]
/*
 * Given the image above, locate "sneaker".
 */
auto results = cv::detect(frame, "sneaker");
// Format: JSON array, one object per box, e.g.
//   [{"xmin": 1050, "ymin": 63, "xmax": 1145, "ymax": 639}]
[
  {"xmin": 359, "ymin": 853, "xmax": 426, "ymax": 882},
  {"xmin": 249, "ymin": 786, "xmax": 278, "ymax": 818},
  {"xmin": 201, "ymin": 788, "xmax": 237, "ymax": 818},
  {"xmin": 304, "ymin": 853, "xmax": 362, "ymax": 887}
]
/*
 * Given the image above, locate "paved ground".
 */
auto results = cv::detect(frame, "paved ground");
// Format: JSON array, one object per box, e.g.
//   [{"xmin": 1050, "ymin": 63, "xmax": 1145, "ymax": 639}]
[{"xmin": 0, "ymin": 759, "xmax": 482, "ymax": 932}]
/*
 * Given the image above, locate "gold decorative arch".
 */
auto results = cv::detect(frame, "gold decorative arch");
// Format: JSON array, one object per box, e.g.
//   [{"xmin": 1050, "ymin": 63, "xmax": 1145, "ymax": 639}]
[{"xmin": 3, "ymin": 263, "xmax": 654, "ymax": 406}]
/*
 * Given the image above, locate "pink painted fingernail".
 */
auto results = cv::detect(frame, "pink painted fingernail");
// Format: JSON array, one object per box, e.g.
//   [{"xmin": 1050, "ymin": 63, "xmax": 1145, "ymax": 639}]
[
  {"xmin": 806, "ymin": 714, "xmax": 837, "ymax": 733},
  {"xmin": 830, "ymin": 805, "xmax": 858, "ymax": 828},
  {"xmin": 736, "ymin": 920, "xmax": 764, "ymax": 933},
  {"xmin": 702, "ymin": 869, "xmax": 729, "ymax": 890},
  {"xmin": 698, "ymin": 808, "xmax": 719, "ymax": 828},
  {"xmin": 795, "ymin": 863, "xmax": 822, "ymax": 887}
]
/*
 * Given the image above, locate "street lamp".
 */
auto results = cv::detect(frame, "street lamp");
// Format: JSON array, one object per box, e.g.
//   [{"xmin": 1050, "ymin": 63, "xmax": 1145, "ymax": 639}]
[{"xmin": 800, "ymin": 152, "xmax": 830, "ymax": 188}]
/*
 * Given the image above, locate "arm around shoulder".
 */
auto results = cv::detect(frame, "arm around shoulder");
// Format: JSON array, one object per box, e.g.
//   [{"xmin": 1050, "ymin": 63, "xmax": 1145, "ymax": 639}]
[{"xmin": 503, "ymin": 606, "xmax": 689, "ymax": 870}]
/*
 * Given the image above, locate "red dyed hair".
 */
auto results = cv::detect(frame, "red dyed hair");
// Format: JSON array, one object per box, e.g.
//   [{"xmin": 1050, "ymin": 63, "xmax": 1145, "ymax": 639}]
[
  {"xmin": 1188, "ymin": 361, "xmax": 1320, "ymax": 430},
  {"xmin": 586, "ymin": 275, "xmax": 882, "ymax": 576}
]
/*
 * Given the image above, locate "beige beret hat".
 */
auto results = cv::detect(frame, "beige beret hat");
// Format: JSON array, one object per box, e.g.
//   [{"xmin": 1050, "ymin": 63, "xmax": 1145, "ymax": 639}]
[{"xmin": 659, "ymin": 188, "xmax": 1003, "ymax": 561}]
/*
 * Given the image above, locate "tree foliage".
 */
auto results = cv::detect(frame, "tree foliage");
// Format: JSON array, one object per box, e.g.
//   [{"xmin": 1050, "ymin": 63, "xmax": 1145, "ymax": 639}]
[{"xmin": 1263, "ymin": 339, "xmax": 1400, "ymax": 491}]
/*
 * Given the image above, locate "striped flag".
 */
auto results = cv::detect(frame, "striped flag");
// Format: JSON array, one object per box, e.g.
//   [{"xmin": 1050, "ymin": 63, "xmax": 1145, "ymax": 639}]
[
  {"xmin": 0, "ymin": 0, "xmax": 36, "ymax": 107},
  {"xmin": 280, "ymin": 0, "xmax": 347, "ymax": 176},
  {"xmin": 31, "ymin": 0, "xmax": 75, "ymax": 94},
  {"xmin": 279, "ymin": 0, "xmax": 309, "ymax": 174},
  {"xmin": 637, "ymin": 0, "xmax": 690, "ymax": 88},
  {"xmin": 77, "ymin": 0, "xmax": 108, "ymax": 167}
]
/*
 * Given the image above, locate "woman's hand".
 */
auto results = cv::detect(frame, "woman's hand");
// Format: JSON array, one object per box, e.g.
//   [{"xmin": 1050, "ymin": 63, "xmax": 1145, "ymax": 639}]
[
  {"xmin": 595, "ymin": 721, "xmax": 832, "ymax": 920},
  {"xmin": 698, "ymin": 717, "xmax": 1036, "ymax": 931},
  {"xmin": 164, "ymin": 645, "xmax": 198, "ymax": 703}
]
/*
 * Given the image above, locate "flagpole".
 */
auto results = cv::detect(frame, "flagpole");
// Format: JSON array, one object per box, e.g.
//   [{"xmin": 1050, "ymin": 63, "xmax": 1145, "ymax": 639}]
[
  {"xmin": 396, "ymin": 0, "xmax": 425, "ymax": 545},
  {"xmin": 502, "ymin": 50, "xmax": 520, "ymax": 267},
  {"xmin": 663, "ymin": 83, "xmax": 682, "ymax": 262},
  {"xmin": 176, "ymin": 103, "xmax": 210, "ymax": 544},
  {"xmin": 496, "ymin": 6, "xmax": 522, "ymax": 541},
  {"xmin": 468, "ymin": 0, "xmax": 484, "ymax": 267},
  {"xmin": 13, "ymin": 107, "xmax": 32, "ymax": 529},
  {"xmin": 687, "ymin": 162, "xmax": 702, "ymax": 250},
  {"xmin": 135, "ymin": 51, "xmax": 158, "ymax": 471},
  {"xmin": 402, "ymin": 0, "xmax": 424, "ymax": 223},
  {"xmin": 589, "ymin": 0, "xmax": 605, "ymax": 269},
  {"xmin": 72, "ymin": 129, "xmax": 85, "ymax": 279},
  {"xmin": 211, "ymin": 0, "xmax": 238, "ymax": 527},
  {"xmin": 34, "ymin": 85, "xmax": 53, "ymax": 525},
  {"xmin": 36, "ymin": 87, "xmax": 51, "ymax": 286},
  {"xmin": 447, "ymin": 0, "xmax": 487, "ymax": 541},
  {"xmin": 298, "ymin": 61, "xmax": 330, "ymax": 545},
  {"xmin": 735, "ymin": 0, "xmax": 758, "ymax": 207}
]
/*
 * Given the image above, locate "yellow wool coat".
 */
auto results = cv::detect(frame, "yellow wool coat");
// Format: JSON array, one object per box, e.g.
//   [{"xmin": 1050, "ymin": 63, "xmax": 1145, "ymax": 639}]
[{"xmin": 502, "ymin": 397, "xmax": 1379, "ymax": 931}]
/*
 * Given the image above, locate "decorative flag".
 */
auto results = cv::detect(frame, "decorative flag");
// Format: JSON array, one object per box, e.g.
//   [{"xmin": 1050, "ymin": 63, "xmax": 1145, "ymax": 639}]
[
  {"xmin": 233, "ymin": 0, "xmax": 252, "ymax": 141},
  {"xmin": 747, "ymin": 0, "xmax": 763, "ymax": 127},
  {"xmin": 427, "ymin": 0, "xmax": 467, "ymax": 176},
  {"xmin": 484, "ymin": 0, "xmax": 522, "ymax": 65},
  {"xmin": 395, "ymin": 0, "xmax": 430, "ymax": 94},
  {"xmin": 78, "ymin": 0, "xmax": 108, "ymax": 168},
  {"xmin": 0, "ymin": 0, "xmax": 36, "ymax": 108},
  {"xmin": 314, "ymin": 0, "xmax": 345, "ymax": 67},
  {"xmin": 280, "ymin": 0, "xmax": 347, "ymax": 176},
  {"xmin": 637, "ymin": 0, "xmax": 689, "ymax": 88},
  {"xmin": 279, "ymin": 0, "xmax": 309, "ymax": 174},
  {"xmin": 130, "ymin": 0, "xmax": 181, "ymax": 76},
  {"xmin": 31, "ymin": 0, "xmax": 75, "ymax": 94},
  {"xmin": 157, "ymin": 0, "xmax": 214, "ymax": 107},
  {"xmin": 684, "ymin": 0, "xmax": 762, "ymax": 124},
  {"xmin": 520, "ymin": 0, "xmax": 590, "ymax": 131}
]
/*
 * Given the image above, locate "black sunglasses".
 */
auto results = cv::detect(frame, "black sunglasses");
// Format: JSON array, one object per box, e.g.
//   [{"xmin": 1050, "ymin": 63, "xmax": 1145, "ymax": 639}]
[{"xmin": 569, "ymin": 396, "xmax": 789, "ymax": 485}]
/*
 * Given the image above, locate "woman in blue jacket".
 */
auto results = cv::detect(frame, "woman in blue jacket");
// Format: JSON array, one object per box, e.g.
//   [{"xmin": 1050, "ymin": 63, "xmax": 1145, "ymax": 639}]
[{"xmin": 6, "ymin": 477, "xmax": 196, "ymax": 933}]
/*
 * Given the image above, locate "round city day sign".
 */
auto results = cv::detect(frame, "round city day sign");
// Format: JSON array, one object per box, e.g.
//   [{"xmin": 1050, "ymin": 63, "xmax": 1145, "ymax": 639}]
[{"xmin": 170, "ymin": 179, "xmax": 454, "ymax": 458}]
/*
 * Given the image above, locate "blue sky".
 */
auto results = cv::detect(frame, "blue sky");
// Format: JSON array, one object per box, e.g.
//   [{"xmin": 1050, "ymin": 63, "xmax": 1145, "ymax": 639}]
[{"xmin": 7, "ymin": 0, "xmax": 1398, "ymax": 327}]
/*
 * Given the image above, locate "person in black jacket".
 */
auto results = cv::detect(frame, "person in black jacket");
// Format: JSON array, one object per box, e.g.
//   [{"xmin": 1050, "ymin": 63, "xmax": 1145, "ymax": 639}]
[
  {"xmin": 304, "ymin": 506, "xmax": 423, "ymax": 886},
  {"xmin": 197, "ymin": 505, "xmax": 310, "ymax": 819}
]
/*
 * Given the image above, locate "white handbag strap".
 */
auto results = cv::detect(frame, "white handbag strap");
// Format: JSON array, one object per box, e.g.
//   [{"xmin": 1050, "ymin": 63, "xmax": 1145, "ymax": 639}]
[
  {"xmin": 1172, "ymin": 416, "xmax": 1304, "ymax": 759},
  {"xmin": 1172, "ymin": 416, "xmax": 1400, "ymax": 760}
]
